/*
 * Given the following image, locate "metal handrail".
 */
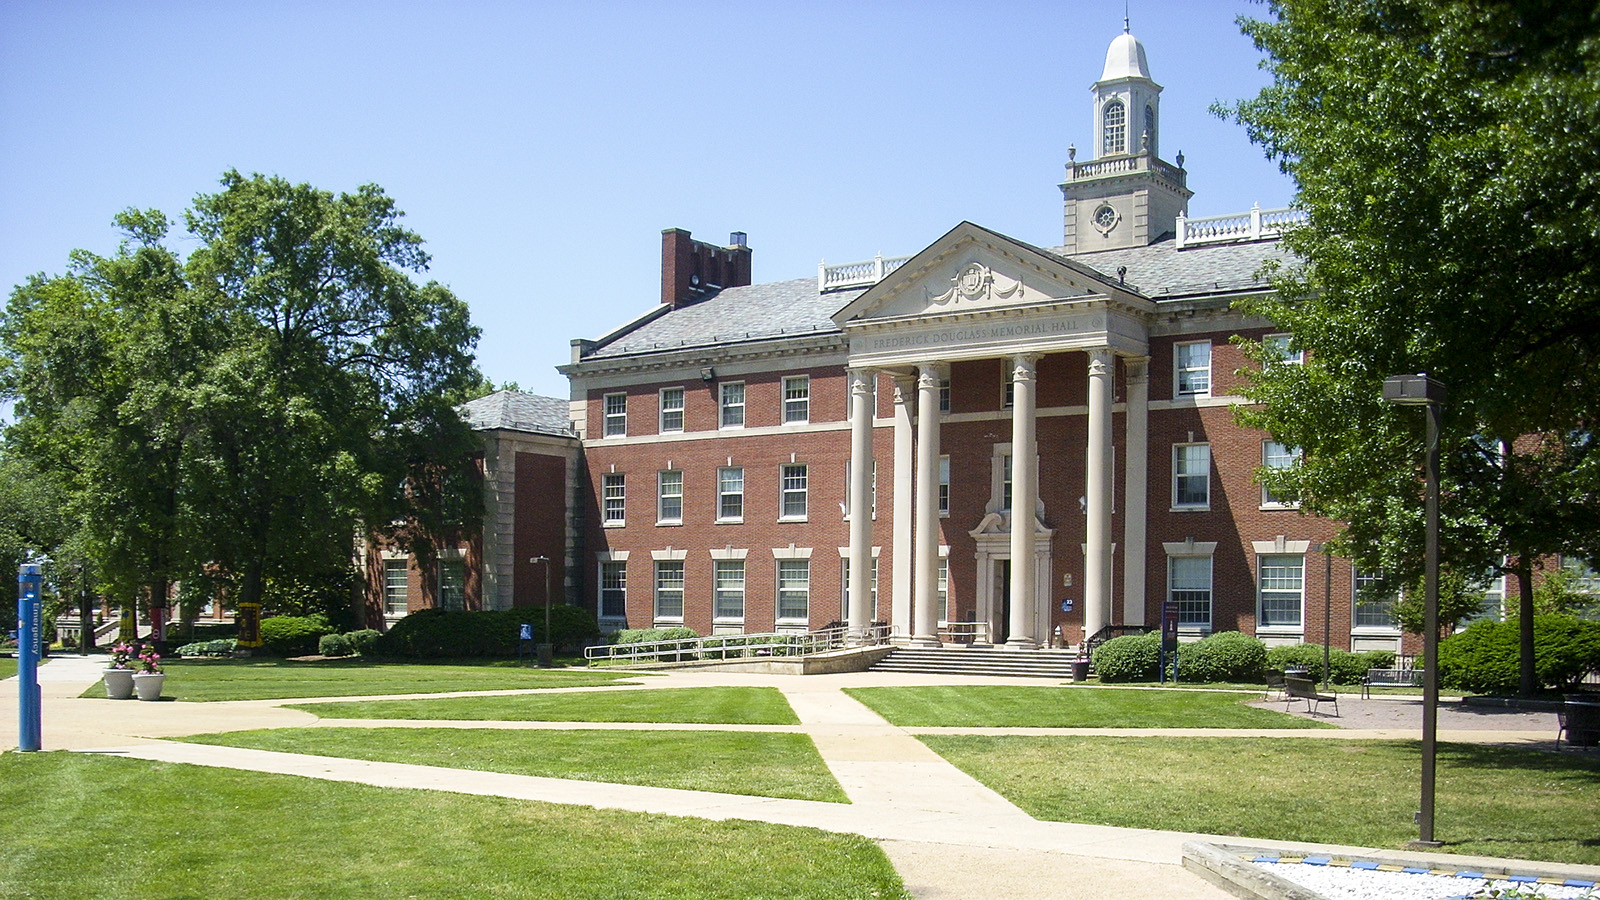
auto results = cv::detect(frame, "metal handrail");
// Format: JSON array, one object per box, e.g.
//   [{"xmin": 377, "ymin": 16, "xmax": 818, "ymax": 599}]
[
  {"xmin": 940, "ymin": 621, "xmax": 991, "ymax": 644},
  {"xmin": 584, "ymin": 623, "xmax": 891, "ymax": 667}
]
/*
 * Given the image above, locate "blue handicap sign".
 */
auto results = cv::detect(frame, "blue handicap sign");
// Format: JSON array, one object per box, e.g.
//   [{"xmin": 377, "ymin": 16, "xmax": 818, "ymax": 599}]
[
  {"xmin": 1060, "ymin": 598, "xmax": 1073, "ymax": 613},
  {"xmin": 519, "ymin": 623, "xmax": 533, "ymax": 641}
]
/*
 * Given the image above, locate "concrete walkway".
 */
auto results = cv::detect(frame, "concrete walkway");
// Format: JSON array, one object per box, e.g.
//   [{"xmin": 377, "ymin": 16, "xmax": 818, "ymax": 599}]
[{"xmin": 1, "ymin": 655, "xmax": 1578, "ymax": 899}]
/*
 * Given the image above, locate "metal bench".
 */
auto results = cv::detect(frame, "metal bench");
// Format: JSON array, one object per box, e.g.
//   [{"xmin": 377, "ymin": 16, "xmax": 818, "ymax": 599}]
[
  {"xmin": 1284, "ymin": 675, "xmax": 1339, "ymax": 717},
  {"xmin": 1263, "ymin": 668, "xmax": 1288, "ymax": 701},
  {"xmin": 1361, "ymin": 667, "xmax": 1423, "ymax": 699}
]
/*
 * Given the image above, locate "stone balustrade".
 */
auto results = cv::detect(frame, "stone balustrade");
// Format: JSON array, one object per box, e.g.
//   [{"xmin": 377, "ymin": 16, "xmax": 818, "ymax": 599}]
[
  {"xmin": 819, "ymin": 253, "xmax": 912, "ymax": 292},
  {"xmin": 1176, "ymin": 204, "xmax": 1306, "ymax": 248}
]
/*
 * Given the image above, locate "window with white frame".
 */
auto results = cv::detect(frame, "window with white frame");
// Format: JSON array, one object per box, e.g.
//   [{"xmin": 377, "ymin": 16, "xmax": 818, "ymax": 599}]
[
  {"xmin": 654, "ymin": 560, "xmax": 684, "ymax": 620},
  {"xmin": 720, "ymin": 382, "xmax": 745, "ymax": 428},
  {"xmin": 1102, "ymin": 98, "xmax": 1126, "ymax": 155},
  {"xmin": 718, "ymin": 467, "xmax": 744, "ymax": 521},
  {"xmin": 1173, "ymin": 443, "xmax": 1210, "ymax": 509},
  {"xmin": 939, "ymin": 378, "xmax": 951, "ymax": 413},
  {"xmin": 602, "ymin": 473, "xmax": 625, "ymax": 525},
  {"xmin": 1175, "ymin": 341, "xmax": 1211, "ymax": 396},
  {"xmin": 1464, "ymin": 570, "xmax": 1506, "ymax": 625},
  {"xmin": 936, "ymin": 557, "xmax": 949, "ymax": 623},
  {"xmin": 939, "ymin": 455, "xmax": 950, "ymax": 515},
  {"xmin": 1561, "ymin": 556, "xmax": 1600, "ymax": 619},
  {"xmin": 1258, "ymin": 555, "xmax": 1305, "ymax": 628},
  {"xmin": 1002, "ymin": 452, "xmax": 1013, "ymax": 510},
  {"xmin": 777, "ymin": 559, "xmax": 809, "ymax": 622},
  {"xmin": 438, "ymin": 559, "xmax": 465, "ymax": 611},
  {"xmin": 1002, "ymin": 363, "xmax": 1014, "ymax": 409},
  {"xmin": 1352, "ymin": 570, "xmax": 1399, "ymax": 629},
  {"xmin": 599, "ymin": 561, "xmax": 627, "ymax": 620},
  {"xmin": 714, "ymin": 560, "xmax": 745, "ymax": 621},
  {"xmin": 780, "ymin": 463, "xmax": 808, "ymax": 519},
  {"xmin": 603, "ymin": 392, "xmax": 627, "ymax": 437},
  {"xmin": 1263, "ymin": 333, "xmax": 1303, "ymax": 366},
  {"xmin": 783, "ymin": 375, "xmax": 809, "ymax": 423},
  {"xmin": 384, "ymin": 558, "xmax": 409, "ymax": 616},
  {"xmin": 657, "ymin": 470, "xmax": 682, "ymax": 524},
  {"xmin": 841, "ymin": 556, "xmax": 879, "ymax": 620},
  {"xmin": 1169, "ymin": 555, "xmax": 1213, "ymax": 629},
  {"xmin": 659, "ymin": 387, "xmax": 684, "ymax": 433},
  {"xmin": 1261, "ymin": 441, "xmax": 1301, "ymax": 507},
  {"xmin": 843, "ymin": 460, "xmax": 877, "ymax": 518}
]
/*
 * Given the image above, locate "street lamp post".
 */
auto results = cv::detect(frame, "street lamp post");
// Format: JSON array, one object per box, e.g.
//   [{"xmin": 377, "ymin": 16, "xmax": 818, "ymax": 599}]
[
  {"xmin": 529, "ymin": 556, "xmax": 553, "ymax": 668},
  {"xmin": 1312, "ymin": 543, "xmax": 1332, "ymax": 690},
  {"xmin": 1383, "ymin": 372, "xmax": 1446, "ymax": 848}
]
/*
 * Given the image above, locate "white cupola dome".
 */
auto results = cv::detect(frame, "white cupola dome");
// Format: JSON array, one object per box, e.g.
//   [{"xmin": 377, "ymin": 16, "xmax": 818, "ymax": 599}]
[{"xmin": 1101, "ymin": 31, "xmax": 1151, "ymax": 82}]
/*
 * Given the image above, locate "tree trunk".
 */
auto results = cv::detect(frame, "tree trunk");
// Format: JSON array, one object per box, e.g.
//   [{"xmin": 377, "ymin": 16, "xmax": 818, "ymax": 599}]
[{"xmin": 1515, "ymin": 556, "xmax": 1536, "ymax": 698}]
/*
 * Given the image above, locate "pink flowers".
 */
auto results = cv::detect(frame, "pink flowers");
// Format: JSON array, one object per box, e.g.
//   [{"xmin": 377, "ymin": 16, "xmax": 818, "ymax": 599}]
[{"xmin": 136, "ymin": 645, "xmax": 163, "ymax": 675}]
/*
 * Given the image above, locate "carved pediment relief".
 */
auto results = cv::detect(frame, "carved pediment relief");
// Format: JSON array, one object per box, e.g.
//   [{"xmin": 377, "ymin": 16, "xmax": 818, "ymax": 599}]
[{"xmin": 926, "ymin": 262, "xmax": 1027, "ymax": 307}]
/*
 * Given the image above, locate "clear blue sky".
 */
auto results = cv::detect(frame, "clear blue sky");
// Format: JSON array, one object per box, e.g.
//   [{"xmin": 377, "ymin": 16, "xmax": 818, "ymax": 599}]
[{"xmin": 0, "ymin": 1, "xmax": 1293, "ymax": 401}]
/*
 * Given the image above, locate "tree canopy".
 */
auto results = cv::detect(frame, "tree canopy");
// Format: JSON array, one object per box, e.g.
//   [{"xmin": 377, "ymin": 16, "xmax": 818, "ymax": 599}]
[
  {"xmin": 0, "ymin": 172, "xmax": 484, "ymax": 618},
  {"xmin": 1226, "ymin": 0, "xmax": 1600, "ymax": 689}
]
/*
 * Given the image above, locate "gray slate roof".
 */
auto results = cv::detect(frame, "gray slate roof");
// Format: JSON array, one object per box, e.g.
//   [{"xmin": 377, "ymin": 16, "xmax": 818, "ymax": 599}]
[
  {"xmin": 459, "ymin": 390, "xmax": 574, "ymax": 438},
  {"xmin": 585, "ymin": 236, "xmax": 1295, "ymax": 360}
]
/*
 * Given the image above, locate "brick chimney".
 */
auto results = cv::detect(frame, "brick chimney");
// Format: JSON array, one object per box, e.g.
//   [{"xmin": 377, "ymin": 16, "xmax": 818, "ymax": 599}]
[{"xmin": 660, "ymin": 228, "xmax": 753, "ymax": 307}]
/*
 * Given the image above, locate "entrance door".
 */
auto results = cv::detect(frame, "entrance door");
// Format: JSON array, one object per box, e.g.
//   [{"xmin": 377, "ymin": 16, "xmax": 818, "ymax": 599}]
[{"xmin": 993, "ymin": 560, "xmax": 1011, "ymax": 644}]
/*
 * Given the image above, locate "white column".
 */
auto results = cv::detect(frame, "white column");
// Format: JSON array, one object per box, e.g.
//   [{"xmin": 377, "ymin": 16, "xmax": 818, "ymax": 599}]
[
  {"xmin": 913, "ymin": 364, "xmax": 945, "ymax": 647},
  {"xmin": 1084, "ymin": 349, "xmax": 1115, "ymax": 641},
  {"xmin": 847, "ymin": 368, "xmax": 876, "ymax": 642},
  {"xmin": 1121, "ymin": 357, "xmax": 1150, "ymax": 626},
  {"xmin": 1007, "ymin": 354, "xmax": 1039, "ymax": 649},
  {"xmin": 891, "ymin": 374, "xmax": 915, "ymax": 642}
]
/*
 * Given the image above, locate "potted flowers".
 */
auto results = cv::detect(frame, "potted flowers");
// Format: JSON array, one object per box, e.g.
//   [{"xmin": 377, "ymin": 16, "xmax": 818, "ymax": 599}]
[
  {"xmin": 132, "ymin": 644, "xmax": 165, "ymax": 701},
  {"xmin": 103, "ymin": 643, "xmax": 136, "ymax": 700}
]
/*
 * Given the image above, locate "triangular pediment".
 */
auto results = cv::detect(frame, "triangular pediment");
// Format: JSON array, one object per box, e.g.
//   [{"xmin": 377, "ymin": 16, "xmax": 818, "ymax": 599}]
[{"xmin": 831, "ymin": 222, "xmax": 1131, "ymax": 327}]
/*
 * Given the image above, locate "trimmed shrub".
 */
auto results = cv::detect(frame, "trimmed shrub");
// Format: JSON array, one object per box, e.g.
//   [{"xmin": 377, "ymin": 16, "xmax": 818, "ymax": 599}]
[
  {"xmin": 174, "ymin": 638, "xmax": 236, "ymax": 658},
  {"xmin": 1264, "ymin": 643, "xmax": 1394, "ymax": 685},
  {"xmin": 1175, "ymin": 631, "xmax": 1268, "ymax": 683},
  {"xmin": 373, "ymin": 606, "xmax": 601, "ymax": 659},
  {"xmin": 609, "ymin": 627, "xmax": 699, "ymax": 645},
  {"xmin": 259, "ymin": 615, "xmax": 335, "ymax": 657},
  {"xmin": 1439, "ymin": 614, "xmax": 1600, "ymax": 694},
  {"xmin": 346, "ymin": 629, "xmax": 382, "ymax": 656},
  {"xmin": 318, "ymin": 633, "xmax": 355, "ymax": 657},
  {"xmin": 1092, "ymin": 631, "xmax": 1161, "ymax": 682}
]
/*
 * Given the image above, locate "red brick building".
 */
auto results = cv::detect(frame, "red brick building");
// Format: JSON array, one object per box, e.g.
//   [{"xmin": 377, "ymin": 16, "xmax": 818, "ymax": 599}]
[{"xmin": 552, "ymin": 30, "xmax": 1422, "ymax": 654}]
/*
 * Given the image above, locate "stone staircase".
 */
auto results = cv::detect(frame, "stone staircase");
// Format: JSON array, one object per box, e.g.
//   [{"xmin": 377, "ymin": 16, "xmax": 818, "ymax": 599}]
[{"xmin": 869, "ymin": 646, "xmax": 1087, "ymax": 679}]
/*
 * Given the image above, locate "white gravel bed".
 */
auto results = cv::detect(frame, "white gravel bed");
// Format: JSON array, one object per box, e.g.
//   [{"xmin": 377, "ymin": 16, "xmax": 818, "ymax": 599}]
[{"xmin": 1259, "ymin": 861, "xmax": 1598, "ymax": 900}]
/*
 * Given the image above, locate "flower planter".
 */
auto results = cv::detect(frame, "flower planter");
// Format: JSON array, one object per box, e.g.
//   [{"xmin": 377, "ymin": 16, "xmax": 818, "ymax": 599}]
[
  {"xmin": 132, "ymin": 672, "xmax": 166, "ymax": 701},
  {"xmin": 103, "ymin": 668, "xmax": 135, "ymax": 700}
]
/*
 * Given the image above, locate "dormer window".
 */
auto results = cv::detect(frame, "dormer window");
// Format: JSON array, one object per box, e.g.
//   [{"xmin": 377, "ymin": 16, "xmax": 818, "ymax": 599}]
[{"xmin": 1102, "ymin": 100, "xmax": 1126, "ymax": 155}]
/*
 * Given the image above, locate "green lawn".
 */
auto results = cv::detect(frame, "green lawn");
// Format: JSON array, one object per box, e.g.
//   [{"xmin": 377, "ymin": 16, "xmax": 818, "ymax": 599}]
[
  {"xmin": 845, "ymin": 685, "xmax": 1330, "ymax": 729},
  {"xmin": 0, "ymin": 657, "xmax": 15, "ymax": 680},
  {"xmin": 182, "ymin": 726, "xmax": 846, "ymax": 801},
  {"xmin": 78, "ymin": 657, "xmax": 639, "ymax": 701},
  {"xmin": 921, "ymin": 735, "xmax": 1600, "ymax": 864},
  {"xmin": 292, "ymin": 686, "xmax": 800, "ymax": 724},
  {"xmin": 0, "ymin": 752, "xmax": 903, "ymax": 899}
]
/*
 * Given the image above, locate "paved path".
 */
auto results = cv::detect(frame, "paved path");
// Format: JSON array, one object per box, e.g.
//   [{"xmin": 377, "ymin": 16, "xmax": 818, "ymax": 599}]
[{"xmin": 0, "ymin": 655, "xmax": 1577, "ymax": 899}]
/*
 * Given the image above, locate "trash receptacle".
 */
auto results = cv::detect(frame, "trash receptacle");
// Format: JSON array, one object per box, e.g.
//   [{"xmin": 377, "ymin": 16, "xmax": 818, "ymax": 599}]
[
  {"xmin": 1071, "ymin": 661, "xmax": 1090, "ymax": 682},
  {"xmin": 536, "ymin": 642, "xmax": 554, "ymax": 668}
]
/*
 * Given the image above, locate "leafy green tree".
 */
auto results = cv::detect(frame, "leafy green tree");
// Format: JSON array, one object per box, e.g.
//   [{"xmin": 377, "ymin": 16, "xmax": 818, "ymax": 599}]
[{"xmin": 1226, "ymin": 0, "xmax": 1600, "ymax": 696}]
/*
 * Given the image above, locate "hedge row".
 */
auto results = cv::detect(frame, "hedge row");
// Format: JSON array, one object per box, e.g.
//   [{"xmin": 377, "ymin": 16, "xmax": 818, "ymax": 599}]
[
  {"xmin": 1265, "ymin": 644, "xmax": 1396, "ymax": 685},
  {"xmin": 1439, "ymin": 615, "xmax": 1600, "ymax": 693},
  {"xmin": 259, "ymin": 615, "xmax": 335, "ymax": 657},
  {"xmin": 318, "ymin": 629, "xmax": 382, "ymax": 657},
  {"xmin": 373, "ymin": 606, "xmax": 600, "ymax": 659}
]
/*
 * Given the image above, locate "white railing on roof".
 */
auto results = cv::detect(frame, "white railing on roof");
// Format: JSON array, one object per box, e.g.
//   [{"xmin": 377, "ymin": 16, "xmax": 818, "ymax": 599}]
[
  {"xmin": 819, "ymin": 253, "xmax": 912, "ymax": 292},
  {"xmin": 1176, "ymin": 203, "xmax": 1307, "ymax": 249}
]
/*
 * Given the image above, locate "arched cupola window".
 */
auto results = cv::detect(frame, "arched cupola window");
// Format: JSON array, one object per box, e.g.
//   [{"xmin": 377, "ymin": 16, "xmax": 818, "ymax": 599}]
[
  {"xmin": 1143, "ymin": 104, "xmax": 1156, "ymax": 155},
  {"xmin": 1102, "ymin": 99, "xmax": 1126, "ymax": 156}
]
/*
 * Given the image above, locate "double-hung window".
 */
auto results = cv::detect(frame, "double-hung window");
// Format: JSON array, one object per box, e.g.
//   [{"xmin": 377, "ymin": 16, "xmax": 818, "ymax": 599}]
[
  {"xmin": 1261, "ymin": 441, "xmax": 1300, "ymax": 507},
  {"xmin": 777, "ymin": 560, "xmax": 810, "ymax": 622},
  {"xmin": 1175, "ymin": 341, "xmax": 1211, "ymax": 396},
  {"xmin": 1258, "ymin": 555, "xmax": 1305, "ymax": 628},
  {"xmin": 717, "ymin": 467, "xmax": 744, "ymax": 521},
  {"xmin": 1263, "ymin": 333, "xmax": 1303, "ymax": 366},
  {"xmin": 659, "ymin": 387, "xmax": 684, "ymax": 433},
  {"xmin": 384, "ymin": 559, "xmax": 409, "ymax": 616},
  {"xmin": 603, "ymin": 392, "xmax": 627, "ymax": 437},
  {"xmin": 657, "ymin": 470, "xmax": 682, "ymax": 524},
  {"xmin": 1173, "ymin": 444, "xmax": 1210, "ymax": 509},
  {"xmin": 720, "ymin": 382, "xmax": 745, "ymax": 428},
  {"xmin": 714, "ymin": 560, "xmax": 745, "ymax": 621},
  {"xmin": 938, "ymin": 455, "xmax": 951, "ymax": 515},
  {"xmin": 783, "ymin": 376, "xmax": 809, "ymax": 423},
  {"xmin": 1169, "ymin": 555, "xmax": 1213, "ymax": 629},
  {"xmin": 599, "ymin": 561, "xmax": 627, "ymax": 620},
  {"xmin": 602, "ymin": 473, "xmax": 625, "ymax": 525},
  {"xmin": 654, "ymin": 561, "xmax": 684, "ymax": 620},
  {"xmin": 780, "ymin": 463, "xmax": 808, "ymax": 520},
  {"xmin": 841, "ymin": 557, "xmax": 879, "ymax": 620},
  {"xmin": 1353, "ymin": 570, "xmax": 1398, "ymax": 629},
  {"xmin": 438, "ymin": 559, "xmax": 465, "ymax": 611}
]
